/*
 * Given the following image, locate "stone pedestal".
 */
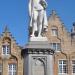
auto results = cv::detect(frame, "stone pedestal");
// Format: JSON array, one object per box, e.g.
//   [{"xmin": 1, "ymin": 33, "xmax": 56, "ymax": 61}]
[{"xmin": 22, "ymin": 37, "xmax": 54, "ymax": 75}]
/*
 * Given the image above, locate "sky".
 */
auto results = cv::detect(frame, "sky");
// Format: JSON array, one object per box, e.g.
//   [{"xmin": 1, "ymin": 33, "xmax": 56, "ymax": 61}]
[{"xmin": 0, "ymin": 0, "xmax": 75, "ymax": 46}]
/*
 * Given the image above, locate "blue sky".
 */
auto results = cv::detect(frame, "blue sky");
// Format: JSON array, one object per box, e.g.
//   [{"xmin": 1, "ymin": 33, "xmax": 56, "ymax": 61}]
[{"xmin": 0, "ymin": 0, "xmax": 75, "ymax": 46}]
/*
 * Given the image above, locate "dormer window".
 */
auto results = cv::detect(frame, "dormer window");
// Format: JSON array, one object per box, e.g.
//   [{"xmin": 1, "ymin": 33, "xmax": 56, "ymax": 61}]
[
  {"xmin": 2, "ymin": 37, "xmax": 11, "ymax": 55},
  {"xmin": 2, "ymin": 45, "xmax": 10, "ymax": 55},
  {"xmin": 51, "ymin": 26, "xmax": 58, "ymax": 36}
]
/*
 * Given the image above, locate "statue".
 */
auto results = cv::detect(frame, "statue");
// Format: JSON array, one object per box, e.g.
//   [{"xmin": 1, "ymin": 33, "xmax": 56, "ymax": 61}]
[{"xmin": 29, "ymin": 0, "xmax": 48, "ymax": 37}]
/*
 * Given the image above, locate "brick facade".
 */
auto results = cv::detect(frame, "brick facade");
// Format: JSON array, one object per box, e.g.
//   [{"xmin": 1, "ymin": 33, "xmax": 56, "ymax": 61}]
[
  {"xmin": 44, "ymin": 10, "xmax": 75, "ymax": 75},
  {"xmin": 0, "ymin": 27, "xmax": 23, "ymax": 75}
]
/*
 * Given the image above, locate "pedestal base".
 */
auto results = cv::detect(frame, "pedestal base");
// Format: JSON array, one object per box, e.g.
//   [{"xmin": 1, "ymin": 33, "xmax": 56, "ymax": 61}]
[{"xmin": 23, "ymin": 36, "xmax": 54, "ymax": 75}]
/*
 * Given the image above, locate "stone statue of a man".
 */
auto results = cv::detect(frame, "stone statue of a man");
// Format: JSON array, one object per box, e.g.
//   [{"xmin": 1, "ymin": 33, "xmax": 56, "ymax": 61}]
[{"xmin": 29, "ymin": 0, "xmax": 48, "ymax": 37}]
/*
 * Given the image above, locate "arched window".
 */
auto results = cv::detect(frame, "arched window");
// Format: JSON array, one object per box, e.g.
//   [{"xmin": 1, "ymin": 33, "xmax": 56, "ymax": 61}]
[
  {"xmin": 2, "ymin": 37, "xmax": 11, "ymax": 55},
  {"xmin": 51, "ymin": 26, "xmax": 58, "ymax": 36}
]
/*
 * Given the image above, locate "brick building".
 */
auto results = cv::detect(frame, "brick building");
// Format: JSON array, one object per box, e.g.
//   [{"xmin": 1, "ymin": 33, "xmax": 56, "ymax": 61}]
[
  {"xmin": 0, "ymin": 26, "xmax": 23, "ymax": 75},
  {"xmin": 44, "ymin": 10, "xmax": 75, "ymax": 75}
]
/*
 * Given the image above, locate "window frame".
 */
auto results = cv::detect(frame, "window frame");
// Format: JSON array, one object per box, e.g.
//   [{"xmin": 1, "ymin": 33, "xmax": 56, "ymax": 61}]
[
  {"xmin": 0, "ymin": 64, "xmax": 2, "ymax": 75},
  {"xmin": 58, "ymin": 59, "xmax": 68, "ymax": 75},
  {"xmin": 2, "ymin": 45, "xmax": 10, "ymax": 55},
  {"xmin": 50, "ymin": 43, "xmax": 61, "ymax": 52},
  {"xmin": 51, "ymin": 27, "xmax": 58, "ymax": 36},
  {"xmin": 72, "ymin": 60, "xmax": 75, "ymax": 75},
  {"xmin": 8, "ymin": 64, "xmax": 17, "ymax": 75}
]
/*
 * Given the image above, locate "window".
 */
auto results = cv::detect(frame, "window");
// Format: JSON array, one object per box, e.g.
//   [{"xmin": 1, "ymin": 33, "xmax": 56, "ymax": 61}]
[
  {"xmin": 0, "ymin": 64, "xmax": 2, "ymax": 75},
  {"xmin": 8, "ymin": 64, "xmax": 17, "ymax": 75},
  {"xmin": 2, "ymin": 45, "xmax": 10, "ymax": 55},
  {"xmin": 58, "ymin": 60, "xmax": 68, "ymax": 74},
  {"xmin": 51, "ymin": 26, "xmax": 58, "ymax": 36},
  {"xmin": 50, "ymin": 43, "xmax": 61, "ymax": 51},
  {"xmin": 72, "ymin": 60, "xmax": 75, "ymax": 74}
]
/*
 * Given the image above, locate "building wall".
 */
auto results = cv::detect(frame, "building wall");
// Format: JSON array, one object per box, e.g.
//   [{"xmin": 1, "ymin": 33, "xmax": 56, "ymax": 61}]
[
  {"xmin": 44, "ymin": 11, "xmax": 75, "ymax": 75},
  {"xmin": 0, "ymin": 29, "xmax": 23, "ymax": 75}
]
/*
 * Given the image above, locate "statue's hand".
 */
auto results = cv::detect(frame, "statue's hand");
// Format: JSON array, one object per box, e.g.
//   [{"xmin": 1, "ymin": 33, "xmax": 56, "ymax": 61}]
[
  {"xmin": 29, "ymin": 11, "xmax": 33, "ymax": 18},
  {"xmin": 39, "ymin": 0, "xmax": 47, "ymax": 10}
]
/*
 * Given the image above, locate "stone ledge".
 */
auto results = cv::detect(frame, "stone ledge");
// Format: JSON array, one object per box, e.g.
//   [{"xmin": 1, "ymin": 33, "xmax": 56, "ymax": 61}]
[{"xmin": 30, "ymin": 37, "xmax": 48, "ymax": 42}]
